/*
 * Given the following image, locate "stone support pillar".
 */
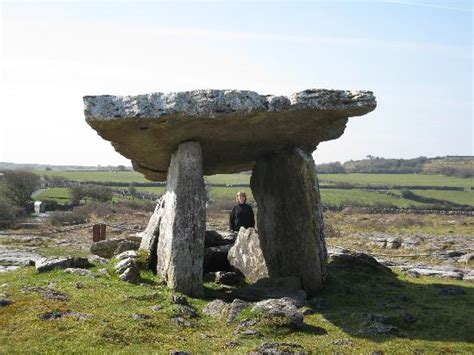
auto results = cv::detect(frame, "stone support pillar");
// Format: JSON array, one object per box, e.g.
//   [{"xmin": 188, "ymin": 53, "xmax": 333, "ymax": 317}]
[
  {"xmin": 250, "ymin": 147, "xmax": 327, "ymax": 296},
  {"xmin": 143, "ymin": 141, "xmax": 206, "ymax": 296}
]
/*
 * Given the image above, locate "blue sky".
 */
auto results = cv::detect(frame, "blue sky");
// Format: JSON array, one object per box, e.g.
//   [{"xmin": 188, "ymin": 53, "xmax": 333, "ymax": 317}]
[{"xmin": 0, "ymin": 0, "xmax": 472, "ymax": 166}]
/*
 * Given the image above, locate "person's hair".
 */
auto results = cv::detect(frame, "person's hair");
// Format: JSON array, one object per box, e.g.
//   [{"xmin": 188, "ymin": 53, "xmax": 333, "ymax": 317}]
[{"xmin": 235, "ymin": 191, "xmax": 247, "ymax": 203}]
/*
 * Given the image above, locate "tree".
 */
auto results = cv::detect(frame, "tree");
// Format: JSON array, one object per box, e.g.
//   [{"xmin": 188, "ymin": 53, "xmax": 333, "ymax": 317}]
[{"xmin": 0, "ymin": 170, "xmax": 41, "ymax": 209}]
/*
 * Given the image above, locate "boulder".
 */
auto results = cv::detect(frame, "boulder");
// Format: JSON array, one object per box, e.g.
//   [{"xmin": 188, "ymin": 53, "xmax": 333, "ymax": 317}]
[
  {"xmin": 330, "ymin": 251, "xmax": 392, "ymax": 274},
  {"xmin": 227, "ymin": 228, "xmax": 269, "ymax": 283},
  {"xmin": 250, "ymin": 148, "xmax": 327, "ymax": 296},
  {"xmin": 84, "ymin": 89, "xmax": 376, "ymax": 181},
  {"xmin": 113, "ymin": 240, "xmax": 140, "ymax": 256},
  {"xmin": 139, "ymin": 197, "xmax": 166, "ymax": 272},
  {"xmin": 90, "ymin": 239, "xmax": 124, "ymax": 258},
  {"xmin": 35, "ymin": 256, "xmax": 91, "ymax": 273},
  {"xmin": 156, "ymin": 142, "xmax": 206, "ymax": 297},
  {"xmin": 251, "ymin": 298, "xmax": 304, "ymax": 329},
  {"xmin": 115, "ymin": 250, "xmax": 138, "ymax": 261},
  {"xmin": 203, "ymin": 299, "xmax": 227, "ymax": 318}
]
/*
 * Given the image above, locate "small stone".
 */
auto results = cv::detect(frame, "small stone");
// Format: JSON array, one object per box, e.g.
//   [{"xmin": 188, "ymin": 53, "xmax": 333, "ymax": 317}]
[
  {"xmin": 115, "ymin": 250, "xmax": 138, "ymax": 261},
  {"xmin": 203, "ymin": 299, "xmax": 226, "ymax": 318},
  {"xmin": 171, "ymin": 294, "xmax": 188, "ymax": 305},
  {"xmin": 176, "ymin": 304, "xmax": 198, "ymax": 318},
  {"xmin": 225, "ymin": 341, "xmax": 240, "ymax": 348},
  {"xmin": 169, "ymin": 351, "xmax": 191, "ymax": 355},
  {"xmin": 64, "ymin": 268, "xmax": 95, "ymax": 277},
  {"xmin": 332, "ymin": 339, "xmax": 353, "ymax": 347},
  {"xmin": 151, "ymin": 305, "xmax": 162, "ymax": 312},
  {"xmin": 119, "ymin": 267, "xmax": 140, "ymax": 283},
  {"xmin": 22, "ymin": 286, "xmax": 70, "ymax": 301},
  {"xmin": 97, "ymin": 268, "xmax": 109, "ymax": 276},
  {"xmin": 237, "ymin": 329, "xmax": 260, "ymax": 337},
  {"xmin": 88, "ymin": 255, "xmax": 109, "ymax": 264},
  {"xmin": 66, "ymin": 311, "xmax": 93, "ymax": 321},
  {"xmin": 131, "ymin": 313, "xmax": 151, "ymax": 320},
  {"xmin": 74, "ymin": 282, "xmax": 84, "ymax": 289},
  {"xmin": 171, "ymin": 316, "xmax": 191, "ymax": 327},
  {"xmin": 226, "ymin": 299, "xmax": 249, "ymax": 323},
  {"xmin": 38, "ymin": 311, "xmax": 64, "ymax": 320},
  {"xmin": 0, "ymin": 298, "xmax": 11, "ymax": 307}
]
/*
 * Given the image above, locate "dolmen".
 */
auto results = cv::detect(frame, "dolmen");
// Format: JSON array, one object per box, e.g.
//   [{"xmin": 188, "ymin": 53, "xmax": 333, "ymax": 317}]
[{"xmin": 84, "ymin": 89, "xmax": 376, "ymax": 296}]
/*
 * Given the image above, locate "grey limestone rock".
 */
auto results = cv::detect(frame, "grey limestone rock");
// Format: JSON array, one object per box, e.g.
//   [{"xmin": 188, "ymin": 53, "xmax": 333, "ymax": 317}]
[
  {"xmin": 156, "ymin": 142, "xmax": 206, "ymax": 297},
  {"xmin": 84, "ymin": 89, "xmax": 376, "ymax": 181},
  {"xmin": 203, "ymin": 299, "xmax": 226, "ymax": 318},
  {"xmin": 330, "ymin": 251, "xmax": 392, "ymax": 275},
  {"xmin": 227, "ymin": 228, "xmax": 269, "ymax": 283},
  {"xmin": 115, "ymin": 250, "xmax": 138, "ymax": 261},
  {"xmin": 113, "ymin": 240, "xmax": 140, "ymax": 255},
  {"xmin": 64, "ymin": 268, "xmax": 95, "ymax": 277},
  {"xmin": 250, "ymin": 148, "xmax": 327, "ymax": 296},
  {"xmin": 35, "ymin": 256, "xmax": 91, "ymax": 273},
  {"xmin": 119, "ymin": 266, "xmax": 140, "ymax": 283},
  {"xmin": 251, "ymin": 298, "xmax": 304, "ymax": 329},
  {"xmin": 90, "ymin": 239, "xmax": 125, "ymax": 258}
]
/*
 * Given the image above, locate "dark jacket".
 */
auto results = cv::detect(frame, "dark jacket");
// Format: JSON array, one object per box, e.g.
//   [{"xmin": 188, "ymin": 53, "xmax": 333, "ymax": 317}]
[{"xmin": 229, "ymin": 203, "xmax": 255, "ymax": 231}]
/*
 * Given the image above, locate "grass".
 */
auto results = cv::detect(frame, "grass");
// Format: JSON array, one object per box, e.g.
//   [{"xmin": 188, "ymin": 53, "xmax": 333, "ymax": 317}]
[
  {"xmin": 33, "ymin": 188, "xmax": 71, "ymax": 202},
  {"xmin": 320, "ymin": 189, "xmax": 427, "ymax": 208},
  {"xmin": 319, "ymin": 173, "xmax": 473, "ymax": 189},
  {"xmin": 0, "ymin": 261, "xmax": 472, "ymax": 353},
  {"xmin": 409, "ymin": 189, "xmax": 474, "ymax": 207}
]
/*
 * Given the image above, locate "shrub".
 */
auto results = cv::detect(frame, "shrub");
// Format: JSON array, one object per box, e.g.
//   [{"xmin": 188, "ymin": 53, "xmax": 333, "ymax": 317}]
[
  {"xmin": 0, "ymin": 200, "xmax": 24, "ymax": 228},
  {"xmin": 48, "ymin": 209, "xmax": 88, "ymax": 226},
  {"xmin": 0, "ymin": 170, "xmax": 41, "ymax": 209}
]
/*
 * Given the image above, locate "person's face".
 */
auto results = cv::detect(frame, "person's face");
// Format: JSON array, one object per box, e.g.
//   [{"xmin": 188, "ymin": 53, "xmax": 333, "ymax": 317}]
[{"xmin": 237, "ymin": 194, "xmax": 246, "ymax": 204}]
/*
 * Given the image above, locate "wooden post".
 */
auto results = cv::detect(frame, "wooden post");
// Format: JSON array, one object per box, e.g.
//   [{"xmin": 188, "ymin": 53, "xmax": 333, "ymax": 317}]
[{"xmin": 92, "ymin": 223, "xmax": 107, "ymax": 242}]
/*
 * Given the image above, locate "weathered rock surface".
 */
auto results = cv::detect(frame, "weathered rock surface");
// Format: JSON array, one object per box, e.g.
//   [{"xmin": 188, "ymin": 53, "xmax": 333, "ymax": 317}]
[
  {"xmin": 250, "ymin": 148, "xmax": 327, "ymax": 296},
  {"xmin": 84, "ymin": 89, "xmax": 376, "ymax": 181},
  {"xmin": 156, "ymin": 142, "xmax": 206, "ymax": 296},
  {"xmin": 35, "ymin": 256, "xmax": 91, "ymax": 273},
  {"xmin": 113, "ymin": 240, "xmax": 140, "ymax": 255},
  {"xmin": 330, "ymin": 251, "xmax": 392, "ymax": 274},
  {"xmin": 90, "ymin": 239, "xmax": 124, "ymax": 258},
  {"xmin": 227, "ymin": 228, "xmax": 269, "ymax": 283},
  {"xmin": 252, "ymin": 298, "xmax": 304, "ymax": 329},
  {"xmin": 203, "ymin": 299, "xmax": 227, "ymax": 318},
  {"xmin": 139, "ymin": 197, "xmax": 166, "ymax": 271}
]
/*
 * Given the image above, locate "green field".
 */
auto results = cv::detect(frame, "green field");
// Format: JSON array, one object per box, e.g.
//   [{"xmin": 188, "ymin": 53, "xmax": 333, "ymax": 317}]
[
  {"xmin": 32, "ymin": 171, "xmax": 473, "ymax": 210},
  {"xmin": 319, "ymin": 173, "xmax": 473, "ymax": 189},
  {"xmin": 410, "ymin": 189, "xmax": 474, "ymax": 207}
]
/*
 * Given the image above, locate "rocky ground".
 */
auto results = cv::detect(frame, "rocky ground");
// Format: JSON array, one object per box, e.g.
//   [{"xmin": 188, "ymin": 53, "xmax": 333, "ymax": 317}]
[
  {"xmin": 0, "ymin": 210, "xmax": 473, "ymax": 353},
  {"xmin": 1, "ymin": 211, "xmax": 472, "ymax": 282}
]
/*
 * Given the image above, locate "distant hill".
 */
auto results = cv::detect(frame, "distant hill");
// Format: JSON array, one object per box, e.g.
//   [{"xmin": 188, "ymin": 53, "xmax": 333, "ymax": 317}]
[
  {"xmin": 0, "ymin": 162, "xmax": 132, "ymax": 172},
  {"xmin": 316, "ymin": 156, "xmax": 473, "ymax": 178}
]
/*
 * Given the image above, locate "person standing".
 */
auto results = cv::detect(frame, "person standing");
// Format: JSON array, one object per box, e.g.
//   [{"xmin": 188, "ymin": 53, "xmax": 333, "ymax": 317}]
[{"xmin": 229, "ymin": 191, "xmax": 255, "ymax": 232}]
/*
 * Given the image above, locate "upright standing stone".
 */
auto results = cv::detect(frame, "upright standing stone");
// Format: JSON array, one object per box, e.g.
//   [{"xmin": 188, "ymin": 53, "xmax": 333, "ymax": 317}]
[
  {"xmin": 156, "ymin": 142, "xmax": 206, "ymax": 296},
  {"xmin": 250, "ymin": 147, "xmax": 327, "ymax": 296}
]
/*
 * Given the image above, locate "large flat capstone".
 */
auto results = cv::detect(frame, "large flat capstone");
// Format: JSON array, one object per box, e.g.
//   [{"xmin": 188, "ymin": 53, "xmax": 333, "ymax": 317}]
[{"xmin": 84, "ymin": 89, "xmax": 376, "ymax": 181}]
